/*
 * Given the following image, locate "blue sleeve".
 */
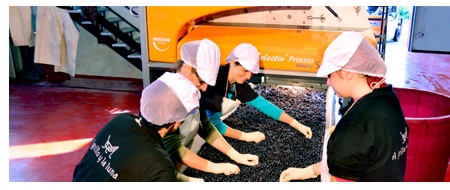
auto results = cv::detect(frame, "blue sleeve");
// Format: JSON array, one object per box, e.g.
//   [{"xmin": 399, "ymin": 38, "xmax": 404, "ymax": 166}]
[
  {"xmin": 205, "ymin": 109, "xmax": 228, "ymax": 135},
  {"xmin": 247, "ymin": 95, "xmax": 283, "ymax": 120}
]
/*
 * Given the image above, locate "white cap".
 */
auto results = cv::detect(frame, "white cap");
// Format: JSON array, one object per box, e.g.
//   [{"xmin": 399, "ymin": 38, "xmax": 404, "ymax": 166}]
[
  {"xmin": 181, "ymin": 38, "xmax": 220, "ymax": 86},
  {"xmin": 140, "ymin": 72, "xmax": 200, "ymax": 126},
  {"xmin": 226, "ymin": 43, "xmax": 260, "ymax": 74},
  {"xmin": 317, "ymin": 31, "xmax": 386, "ymax": 78}
]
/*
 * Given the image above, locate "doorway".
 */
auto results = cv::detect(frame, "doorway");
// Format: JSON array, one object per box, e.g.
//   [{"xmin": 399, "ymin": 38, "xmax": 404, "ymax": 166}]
[{"xmin": 385, "ymin": 6, "xmax": 412, "ymax": 52}]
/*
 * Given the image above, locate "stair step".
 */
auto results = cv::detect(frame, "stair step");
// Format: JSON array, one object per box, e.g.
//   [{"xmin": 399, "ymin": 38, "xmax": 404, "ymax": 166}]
[
  {"xmin": 98, "ymin": 6, "xmax": 108, "ymax": 12},
  {"xmin": 81, "ymin": 21, "xmax": 93, "ymax": 25},
  {"xmin": 112, "ymin": 43, "xmax": 128, "ymax": 48},
  {"xmin": 121, "ymin": 27, "xmax": 136, "ymax": 33},
  {"xmin": 128, "ymin": 53, "xmax": 142, "ymax": 59},
  {"xmin": 67, "ymin": 9, "xmax": 82, "ymax": 14},
  {"xmin": 100, "ymin": 32, "xmax": 113, "ymax": 36},
  {"xmin": 107, "ymin": 17, "xmax": 122, "ymax": 23}
]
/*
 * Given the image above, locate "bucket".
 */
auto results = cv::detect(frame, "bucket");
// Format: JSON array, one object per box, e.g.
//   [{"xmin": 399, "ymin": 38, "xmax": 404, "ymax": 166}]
[{"xmin": 393, "ymin": 87, "xmax": 450, "ymax": 182}]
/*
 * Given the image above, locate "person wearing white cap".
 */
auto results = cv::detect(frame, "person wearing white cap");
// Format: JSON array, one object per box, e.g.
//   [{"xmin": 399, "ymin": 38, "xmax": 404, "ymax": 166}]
[
  {"xmin": 72, "ymin": 65, "xmax": 206, "ymax": 181},
  {"xmin": 201, "ymin": 43, "xmax": 313, "ymax": 144},
  {"xmin": 162, "ymin": 39, "xmax": 259, "ymax": 181},
  {"xmin": 279, "ymin": 31, "xmax": 408, "ymax": 182}
]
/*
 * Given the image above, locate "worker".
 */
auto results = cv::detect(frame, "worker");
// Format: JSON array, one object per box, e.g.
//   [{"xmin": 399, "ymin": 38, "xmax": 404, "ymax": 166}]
[
  {"xmin": 162, "ymin": 39, "xmax": 259, "ymax": 179},
  {"xmin": 72, "ymin": 39, "xmax": 222, "ymax": 182},
  {"xmin": 279, "ymin": 31, "xmax": 409, "ymax": 182},
  {"xmin": 200, "ymin": 43, "xmax": 313, "ymax": 143}
]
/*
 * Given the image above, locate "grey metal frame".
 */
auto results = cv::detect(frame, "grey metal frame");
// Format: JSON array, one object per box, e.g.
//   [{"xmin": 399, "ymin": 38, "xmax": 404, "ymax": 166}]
[{"xmin": 138, "ymin": 6, "xmax": 150, "ymax": 88}]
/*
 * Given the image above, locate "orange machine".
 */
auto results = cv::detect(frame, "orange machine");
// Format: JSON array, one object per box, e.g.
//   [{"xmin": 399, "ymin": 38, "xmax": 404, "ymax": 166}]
[
  {"xmin": 145, "ymin": 6, "xmax": 376, "ymax": 75},
  {"xmin": 142, "ymin": 6, "xmax": 376, "ymax": 149}
]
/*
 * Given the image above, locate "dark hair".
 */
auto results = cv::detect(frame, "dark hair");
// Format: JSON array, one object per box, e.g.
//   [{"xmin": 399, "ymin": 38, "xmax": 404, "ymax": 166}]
[
  {"xmin": 156, "ymin": 122, "xmax": 176, "ymax": 130},
  {"xmin": 171, "ymin": 60, "xmax": 184, "ymax": 73},
  {"xmin": 172, "ymin": 60, "xmax": 200, "ymax": 81},
  {"xmin": 139, "ymin": 112, "xmax": 175, "ymax": 130}
]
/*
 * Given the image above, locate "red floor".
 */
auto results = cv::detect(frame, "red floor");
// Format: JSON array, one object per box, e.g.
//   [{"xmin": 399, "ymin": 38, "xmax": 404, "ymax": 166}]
[
  {"xmin": 8, "ymin": 44, "xmax": 450, "ymax": 182},
  {"xmin": 9, "ymin": 83, "xmax": 142, "ymax": 182}
]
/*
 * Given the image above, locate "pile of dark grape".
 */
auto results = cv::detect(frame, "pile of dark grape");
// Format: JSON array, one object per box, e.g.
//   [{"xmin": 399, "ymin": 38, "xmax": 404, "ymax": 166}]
[{"xmin": 183, "ymin": 85, "xmax": 327, "ymax": 182}]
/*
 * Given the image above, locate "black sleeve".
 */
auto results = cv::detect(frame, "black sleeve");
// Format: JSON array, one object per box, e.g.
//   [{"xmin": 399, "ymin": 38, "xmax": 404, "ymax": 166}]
[
  {"xmin": 200, "ymin": 65, "xmax": 231, "ymax": 112},
  {"xmin": 200, "ymin": 84, "xmax": 223, "ymax": 112},
  {"xmin": 327, "ymin": 124, "xmax": 374, "ymax": 181},
  {"xmin": 235, "ymin": 82, "xmax": 259, "ymax": 103}
]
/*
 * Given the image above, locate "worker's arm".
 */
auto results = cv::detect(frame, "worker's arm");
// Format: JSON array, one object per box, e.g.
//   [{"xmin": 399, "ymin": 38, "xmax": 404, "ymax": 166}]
[
  {"xmin": 205, "ymin": 109, "xmax": 241, "ymax": 139},
  {"xmin": 279, "ymin": 154, "xmax": 355, "ymax": 182},
  {"xmin": 180, "ymin": 149, "xmax": 210, "ymax": 171},
  {"xmin": 279, "ymin": 162, "xmax": 321, "ymax": 182},
  {"xmin": 248, "ymin": 96, "xmax": 312, "ymax": 139},
  {"xmin": 205, "ymin": 109, "xmax": 265, "ymax": 143},
  {"xmin": 180, "ymin": 149, "xmax": 241, "ymax": 176},
  {"xmin": 198, "ymin": 116, "xmax": 259, "ymax": 166},
  {"xmin": 162, "ymin": 123, "xmax": 239, "ymax": 175}
]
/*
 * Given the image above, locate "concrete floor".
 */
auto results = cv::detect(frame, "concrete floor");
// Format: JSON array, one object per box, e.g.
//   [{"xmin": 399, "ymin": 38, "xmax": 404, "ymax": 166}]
[{"xmin": 8, "ymin": 34, "xmax": 450, "ymax": 182}]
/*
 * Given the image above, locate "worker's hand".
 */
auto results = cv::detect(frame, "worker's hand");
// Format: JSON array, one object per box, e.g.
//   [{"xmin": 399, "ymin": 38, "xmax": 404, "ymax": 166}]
[
  {"xmin": 239, "ymin": 131, "xmax": 266, "ymax": 143},
  {"xmin": 227, "ymin": 148, "xmax": 259, "ymax": 166},
  {"xmin": 176, "ymin": 172, "xmax": 205, "ymax": 182},
  {"xmin": 279, "ymin": 165, "xmax": 318, "ymax": 182},
  {"xmin": 289, "ymin": 119, "xmax": 312, "ymax": 139},
  {"xmin": 205, "ymin": 161, "xmax": 240, "ymax": 175}
]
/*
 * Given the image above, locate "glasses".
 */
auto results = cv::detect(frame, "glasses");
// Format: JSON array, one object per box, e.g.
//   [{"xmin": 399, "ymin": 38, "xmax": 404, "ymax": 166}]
[
  {"xmin": 192, "ymin": 68, "xmax": 205, "ymax": 85},
  {"xmin": 328, "ymin": 70, "xmax": 344, "ymax": 78}
]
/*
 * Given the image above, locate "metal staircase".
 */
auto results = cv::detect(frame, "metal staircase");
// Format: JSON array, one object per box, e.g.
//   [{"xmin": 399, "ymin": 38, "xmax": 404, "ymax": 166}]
[{"xmin": 66, "ymin": 6, "xmax": 142, "ymax": 70}]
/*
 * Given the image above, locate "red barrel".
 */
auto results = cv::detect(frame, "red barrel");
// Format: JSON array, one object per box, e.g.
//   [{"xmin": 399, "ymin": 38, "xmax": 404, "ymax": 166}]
[{"xmin": 393, "ymin": 87, "xmax": 450, "ymax": 182}]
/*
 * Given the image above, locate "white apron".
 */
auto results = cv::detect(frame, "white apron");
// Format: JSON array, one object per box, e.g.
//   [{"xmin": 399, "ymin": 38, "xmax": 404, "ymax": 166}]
[
  {"xmin": 9, "ymin": 6, "xmax": 35, "ymax": 47},
  {"xmin": 34, "ymin": 6, "xmax": 79, "ymax": 77},
  {"xmin": 179, "ymin": 112, "xmax": 201, "ymax": 147},
  {"xmin": 320, "ymin": 125, "xmax": 336, "ymax": 182},
  {"xmin": 177, "ymin": 112, "xmax": 204, "ymax": 174},
  {"xmin": 220, "ymin": 97, "xmax": 241, "ymax": 120},
  {"xmin": 220, "ymin": 82, "xmax": 241, "ymax": 120}
]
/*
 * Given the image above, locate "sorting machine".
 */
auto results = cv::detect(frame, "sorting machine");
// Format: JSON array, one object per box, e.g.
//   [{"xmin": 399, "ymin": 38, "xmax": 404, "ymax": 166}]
[{"xmin": 138, "ymin": 6, "xmax": 377, "ymax": 130}]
